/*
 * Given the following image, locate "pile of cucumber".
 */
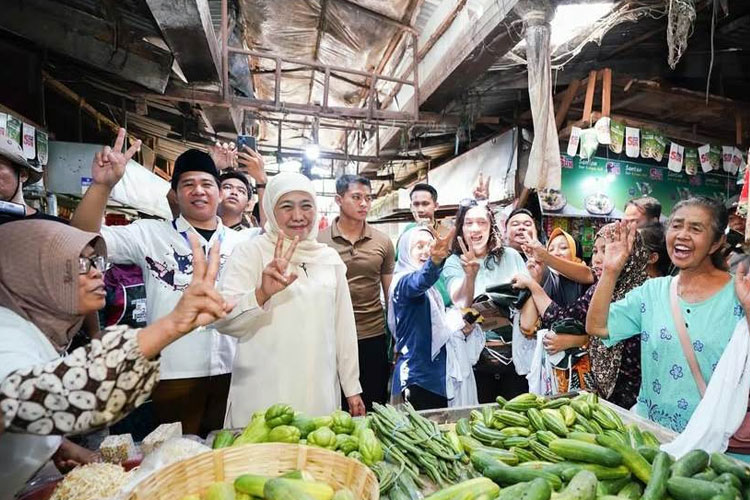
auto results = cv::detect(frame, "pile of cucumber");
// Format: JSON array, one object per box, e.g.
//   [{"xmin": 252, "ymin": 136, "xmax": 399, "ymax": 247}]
[{"xmin": 444, "ymin": 392, "xmax": 750, "ymax": 500}]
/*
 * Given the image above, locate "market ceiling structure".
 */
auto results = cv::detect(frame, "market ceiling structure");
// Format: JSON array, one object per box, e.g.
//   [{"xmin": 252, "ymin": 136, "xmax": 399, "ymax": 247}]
[{"xmin": 0, "ymin": 0, "xmax": 749, "ymax": 197}]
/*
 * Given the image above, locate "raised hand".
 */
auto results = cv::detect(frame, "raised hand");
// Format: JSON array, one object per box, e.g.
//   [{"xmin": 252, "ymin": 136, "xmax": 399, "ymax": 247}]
[
  {"xmin": 473, "ymin": 172, "xmax": 491, "ymax": 200},
  {"xmin": 602, "ymin": 221, "xmax": 635, "ymax": 273},
  {"xmin": 430, "ymin": 226, "xmax": 456, "ymax": 263},
  {"xmin": 521, "ymin": 238, "xmax": 547, "ymax": 262},
  {"xmin": 91, "ymin": 128, "xmax": 141, "ymax": 188},
  {"xmin": 735, "ymin": 261, "xmax": 750, "ymax": 313},
  {"xmin": 511, "ymin": 272, "xmax": 535, "ymax": 290},
  {"xmin": 209, "ymin": 141, "xmax": 237, "ymax": 171},
  {"xmin": 237, "ymin": 146, "xmax": 268, "ymax": 185},
  {"xmin": 458, "ymin": 235, "xmax": 481, "ymax": 277},
  {"xmin": 346, "ymin": 395, "xmax": 366, "ymax": 417},
  {"xmin": 168, "ymin": 234, "xmax": 234, "ymax": 334},
  {"xmin": 258, "ymin": 234, "xmax": 300, "ymax": 303}
]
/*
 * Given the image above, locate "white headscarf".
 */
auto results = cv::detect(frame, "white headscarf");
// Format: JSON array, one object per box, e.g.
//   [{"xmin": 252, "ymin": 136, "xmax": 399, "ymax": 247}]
[
  {"xmin": 387, "ymin": 227, "xmax": 450, "ymax": 359},
  {"xmin": 258, "ymin": 172, "xmax": 341, "ymax": 266}
]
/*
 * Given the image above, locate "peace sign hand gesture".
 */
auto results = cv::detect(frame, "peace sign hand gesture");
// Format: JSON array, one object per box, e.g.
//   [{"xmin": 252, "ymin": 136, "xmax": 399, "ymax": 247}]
[
  {"xmin": 473, "ymin": 172, "xmax": 491, "ymax": 201},
  {"xmin": 169, "ymin": 234, "xmax": 234, "ymax": 335},
  {"xmin": 257, "ymin": 234, "xmax": 300, "ymax": 305},
  {"xmin": 458, "ymin": 235, "xmax": 481, "ymax": 277},
  {"xmin": 430, "ymin": 226, "xmax": 457, "ymax": 264},
  {"xmin": 91, "ymin": 128, "xmax": 141, "ymax": 188}
]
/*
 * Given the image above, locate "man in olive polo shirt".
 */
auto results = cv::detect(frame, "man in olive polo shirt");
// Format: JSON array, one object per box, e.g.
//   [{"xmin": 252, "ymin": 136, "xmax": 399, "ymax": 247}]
[{"xmin": 319, "ymin": 174, "xmax": 395, "ymax": 410}]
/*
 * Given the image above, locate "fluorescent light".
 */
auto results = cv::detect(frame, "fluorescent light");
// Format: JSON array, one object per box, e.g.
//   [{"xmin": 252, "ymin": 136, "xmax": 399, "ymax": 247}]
[{"xmin": 305, "ymin": 144, "xmax": 320, "ymax": 161}]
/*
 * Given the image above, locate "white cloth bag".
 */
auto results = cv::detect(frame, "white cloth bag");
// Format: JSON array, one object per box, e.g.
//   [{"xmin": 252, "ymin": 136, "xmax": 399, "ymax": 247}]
[
  {"xmin": 526, "ymin": 329, "xmax": 558, "ymax": 396},
  {"xmin": 661, "ymin": 319, "xmax": 750, "ymax": 457}
]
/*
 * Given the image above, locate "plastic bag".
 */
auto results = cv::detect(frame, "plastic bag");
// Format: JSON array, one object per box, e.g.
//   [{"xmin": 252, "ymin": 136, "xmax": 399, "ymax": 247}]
[
  {"xmin": 512, "ymin": 312, "xmax": 537, "ymax": 376},
  {"xmin": 526, "ymin": 330, "xmax": 558, "ymax": 396},
  {"xmin": 579, "ymin": 128, "xmax": 599, "ymax": 160},
  {"xmin": 685, "ymin": 148, "xmax": 699, "ymax": 175},
  {"xmin": 115, "ymin": 437, "xmax": 211, "ymax": 499}
]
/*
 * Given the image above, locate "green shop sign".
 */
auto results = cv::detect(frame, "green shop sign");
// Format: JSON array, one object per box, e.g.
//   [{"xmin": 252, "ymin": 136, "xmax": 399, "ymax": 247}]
[{"xmin": 539, "ymin": 155, "xmax": 740, "ymax": 218}]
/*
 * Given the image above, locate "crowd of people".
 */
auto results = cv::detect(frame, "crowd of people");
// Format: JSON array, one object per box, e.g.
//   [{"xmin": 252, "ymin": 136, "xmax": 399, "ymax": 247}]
[{"xmin": 1, "ymin": 127, "xmax": 750, "ymax": 496}]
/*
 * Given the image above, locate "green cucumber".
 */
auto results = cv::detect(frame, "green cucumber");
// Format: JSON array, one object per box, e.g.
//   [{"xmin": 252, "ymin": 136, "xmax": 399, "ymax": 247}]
[
  {"xmin": 710, "ymin": 453, "xmax": 750, "ymax": 484},
  {"xmin": 672, "ymin": 450, "xmax": 710, "ymax": 478},
  {"xmin": 483, "ymin": 464, "xmax": 563, "ymax": 490},
  {"xmin": 617, "ymin": 481, "xmax": 643, "ymax": 499},
  {"xmin": 597, "ymin": 477, "xmax": 633, "ymax": 496},
  {"xmin": 666, "ymin": 477, "xmax": 739, "ymax": 500},
  {"xmin": 566, "ymin": 432, "xmax": 598, "ymax": 444},
  {"xmin": 516, "ymin": 477, "xmax": 552, "ymax": 500},
  {"xmin": 642, "ymin": 451, "xmax": 671, "ymax": 500},
  {"xmin": 549, "ymin": 439, "xmax": 623, "ymax": 467},
  {"xmin": 554, "ymin": 469, "xmax": 598, "ymax": 500},
  {"xmin": 471, "ymin": 449, "xmax": 517, "ymax": 472},
  {"xmin": 714, "ymin": 472, "xmax": 742, "ymax": 490},
  {"xmin": 596, "ymin": 434, "xmax": 651, "ymax": 483},
  {"xmin": 496, "ymin": 482, "xmax": 532, "ymax": 500},
  {"xmin": 693, "ymin": 470, "xmax": 719, "ymax": 481},
  {"xmin": 560, "ymin": 463, "xmax": 631, "ymax": 481},
  {"xmin": 638, "ymin": 446, "xmax": 659, "ymax": 463}
]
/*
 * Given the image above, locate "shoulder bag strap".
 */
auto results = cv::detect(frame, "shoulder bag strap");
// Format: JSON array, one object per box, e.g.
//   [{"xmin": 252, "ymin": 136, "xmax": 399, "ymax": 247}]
[{"xmin": 669, "ymin": 277, "xmax": 707, "ymax": 397}]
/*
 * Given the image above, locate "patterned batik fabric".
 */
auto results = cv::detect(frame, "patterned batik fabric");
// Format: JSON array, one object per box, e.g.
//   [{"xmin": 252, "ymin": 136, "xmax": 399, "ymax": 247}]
[
  {"xmin": 0, "ymin": 325, "xmax": 159, "ymax": 435},
  {"xmin": 605, "ymin": 276, "xmax": 743, "ymax": 432}
]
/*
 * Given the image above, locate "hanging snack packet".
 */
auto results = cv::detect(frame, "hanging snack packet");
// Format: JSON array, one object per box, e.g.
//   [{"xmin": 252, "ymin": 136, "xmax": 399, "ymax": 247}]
[
  {"xmin": 641, "ymin": 129, "xmax": 655, "ymax": 158},
  {"xmin": 6, "ymin": 115, "xmax": 21, "ymax": 144},
  {"xmin": 567, "ymin": 127, "xmax": 582, "ymax": 156},
  {"xmin": 625, "ymin": 127, "xmax": 640, "ymax": 158},
  {"xmin": 653, "ymin": 133, "xmax": 668, "ymax": 162},
  {"xmin": 579, "ymin": 128, "xmax": 599, "ymax": 160},
  {"xmin": 668, "ymin": 142, "xmax": 684, "ymax": 173},
  {"xmin": 709, "ymin": 145, "xmax": 722, "ymax": 171},
  {"xmin": 723, "ymin": 146, "xmax": 735, "ymax": 173},
  {"xmin": 698, "ymin": 144, "xmax": 712, "ymax": 172},
  {"xmin": 609, "ymin": 120, "xmax": 625, "ymax": 154},
  {"xmin": 684, "ymin": 148, "xmax": 699, "ymax": 175}
]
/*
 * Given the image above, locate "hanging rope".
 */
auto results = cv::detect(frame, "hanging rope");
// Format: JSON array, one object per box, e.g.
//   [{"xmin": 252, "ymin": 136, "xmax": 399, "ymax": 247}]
[{"xmin": 666, "ymin": 0, "xmax": 697, "ymax": 69}]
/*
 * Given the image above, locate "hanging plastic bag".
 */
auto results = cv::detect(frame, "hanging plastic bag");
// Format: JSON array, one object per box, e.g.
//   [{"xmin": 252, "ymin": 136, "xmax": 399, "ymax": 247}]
[
  {"xmin": 698, "ymin": 144, "xmax": 712, "ymax": 173},
  {"xmin": 526, "ymin": 330, "xmax": 558, "ymax": 396},
  {"xmin": 512, "ymin": 312, "xmax": 537, "ymax": 376},
  {"xmin": 668, "ymin": 143, "xmax": 685, "ymax": 173},
  {"xmin": 685, "ymin": 148, "xmax": 699, "ymax": 176},
  {"xmin": 579, "ymin": 128, "xmax": 599, "ymax": 160},
  {"xmin": 723, "ymin": 146, "xmax": 736, "ymax": 173},
  {"xmin": 595, "ymin": 116, "xmax": 612, "ymax": 145},
  {"xmin": 625, "ymin": 127, "xmax": 640, "ymax": 158},
  {"xmin": 567, "ymin": 127, "xmax": 582, "ymax": 157}
]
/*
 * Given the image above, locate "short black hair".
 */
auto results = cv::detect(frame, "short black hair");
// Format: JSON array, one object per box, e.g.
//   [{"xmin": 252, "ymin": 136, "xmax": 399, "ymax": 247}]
[
  {"xmin": 410, "ymin": 183, "xmax": 437, "ymax": 202},
  {"xmin": 639, "ymin": 222, "xmax": 670, "ymax": 277},
  {"xmin": 625, "ymin": 196, "xmax": 662, "ymax": 220},
  {"xmin": 335, "ymin": 174, "xmax": 371, "ymax": 196},
  {"xmin": 219, "ymin": 170, "xmax": 252, "ymax": 196}
]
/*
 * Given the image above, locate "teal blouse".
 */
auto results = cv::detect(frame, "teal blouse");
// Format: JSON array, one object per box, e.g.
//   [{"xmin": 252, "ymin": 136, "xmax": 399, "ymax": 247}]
[{"xmin": 604, "ymin": 276, "xmax": 745, "ymax": 432}]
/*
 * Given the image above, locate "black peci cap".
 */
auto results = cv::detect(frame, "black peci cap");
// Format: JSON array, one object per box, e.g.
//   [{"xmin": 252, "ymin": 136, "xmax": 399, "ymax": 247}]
[{"xmin": 171, "ymin": 149, "xmax": 220, "ymax": 191}]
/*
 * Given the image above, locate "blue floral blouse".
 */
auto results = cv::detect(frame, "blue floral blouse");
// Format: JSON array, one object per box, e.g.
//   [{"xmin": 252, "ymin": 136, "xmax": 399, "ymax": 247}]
[{"xmin": 603, "ymin": 276, "xmax": 744, "ymax": 432}]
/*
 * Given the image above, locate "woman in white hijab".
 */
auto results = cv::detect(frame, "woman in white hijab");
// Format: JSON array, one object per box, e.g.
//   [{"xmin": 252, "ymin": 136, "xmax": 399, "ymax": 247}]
[{"xmin": 217, "ymin": 172, "xmax": 364, "ymax": 424}]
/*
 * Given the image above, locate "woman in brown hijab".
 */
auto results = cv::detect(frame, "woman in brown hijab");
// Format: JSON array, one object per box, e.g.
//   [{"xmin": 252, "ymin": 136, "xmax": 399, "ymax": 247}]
[{"xmin": 0, "ymin": 220, "xmax": 233, "ymax": 498}]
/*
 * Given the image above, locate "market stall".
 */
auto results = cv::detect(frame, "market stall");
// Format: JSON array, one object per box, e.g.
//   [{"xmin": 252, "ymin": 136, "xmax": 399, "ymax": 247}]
[{"xmin": 26, "ymin": 392, "xmax": 750, "ymax": 500}]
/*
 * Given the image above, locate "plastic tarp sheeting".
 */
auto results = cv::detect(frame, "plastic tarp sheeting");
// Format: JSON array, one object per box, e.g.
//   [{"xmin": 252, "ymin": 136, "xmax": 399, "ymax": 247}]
[
  {"xmin": 46, "ymin": 141, "xmax": 172, "ymax": 219},
  {"xmin": 517, "ymin": 2, "xmax": 561, "ymax": 190}
]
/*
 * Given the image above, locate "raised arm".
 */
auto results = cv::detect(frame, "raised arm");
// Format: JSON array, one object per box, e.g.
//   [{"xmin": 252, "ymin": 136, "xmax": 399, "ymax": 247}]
[
  {"xmin": 523, "ymin": 239, "xmax": 594, "ymax": 285},
  {"xmin": 586, "ymin": 222, "xmax": 634, "ymax": 338},
  {"xmin": 238, "ymin": 146, "xmax": 268, "ymax": 227},
  {"xmin": 71, "ymin": 128, "xmax": 141, "ymax": 232}
]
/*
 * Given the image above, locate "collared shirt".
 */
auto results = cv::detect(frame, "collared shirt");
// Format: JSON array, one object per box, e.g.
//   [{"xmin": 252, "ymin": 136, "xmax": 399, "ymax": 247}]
[
  {"xmin": 318, "ymin": 218, "xmax": 395, "ymax": 339},
  {"xmin": 101, "ymin": 215, "xmax": 249, "ymax": 379}
]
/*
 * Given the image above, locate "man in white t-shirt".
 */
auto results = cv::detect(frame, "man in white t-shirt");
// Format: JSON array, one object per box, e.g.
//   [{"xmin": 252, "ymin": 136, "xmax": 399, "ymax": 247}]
[{"xmin": 71, "ymin": 129, "xmax": 247, "ymax": 436}]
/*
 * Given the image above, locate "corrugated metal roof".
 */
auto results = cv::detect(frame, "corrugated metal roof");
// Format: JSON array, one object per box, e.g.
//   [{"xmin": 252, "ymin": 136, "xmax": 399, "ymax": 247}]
[
  {"xmin": 414, "ymin": 0, "xmax": 442, "ymax": 32},
  {"xmin": 54, "ymin": 0, "xmax": 162, "ymax": 37}
]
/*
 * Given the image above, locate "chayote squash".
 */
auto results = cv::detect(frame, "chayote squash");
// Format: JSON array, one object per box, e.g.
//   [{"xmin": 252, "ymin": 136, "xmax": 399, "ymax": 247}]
[
  {"xmin": 233, "ymin": 412, "xmax": 270, "ymax": 446},
  {"xmin": 330, "ymin": 410, "xmax": 354, "ymax": 435},
  {"xmin": 347, "ymin": 450, "xmax": 364, "ymax": 462},
  {"xmin": 335, "ymin": 434, "xmax": 359, "ymax": 455},
  {"xmin": 203, "ymin": 481, "xmax": 235, "ymax": 500},
  {"xmin": 307, "ymin": 426, "xmax": 337, "ymax": 449},
  {"xmin": 292, "ymin": 414, "xmax": 317, "ymax": 439},
  {"xmin": 351, "ymin": 416, "xmax": 371, "ymax": 439},
  {"xmin": 358, "ymin": 429, "xmax": 384, "ymax": 466},
  {"xmin": 313, "ymin": 415, "xmax": 333, "ymax": 429},
  {"xmin": 268, "ymin": 425, "xmax": 301, "ymax": 443},
  {"xmin": 265, "ymin": 404, "xmax": 294, "ymax": 428}
]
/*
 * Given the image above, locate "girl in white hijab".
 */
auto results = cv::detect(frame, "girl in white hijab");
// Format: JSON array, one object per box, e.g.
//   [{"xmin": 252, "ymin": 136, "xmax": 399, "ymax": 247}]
[{"xmin": 217, "ymin": 172, "xmax": 363, "ymax": 423}]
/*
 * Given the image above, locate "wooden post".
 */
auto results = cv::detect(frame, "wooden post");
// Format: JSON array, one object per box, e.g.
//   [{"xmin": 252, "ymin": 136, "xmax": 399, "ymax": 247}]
[
  {"xmin": 737, "ymin": 112, "xmax": 743, "ymax": 146},
  {"xmin": 582, "ymin": 70, "xmax": 598, "ymax": 123},
  {"xmin": 601, "ymin": 68, "xmax": 612, "ymax": 117},
  {"xmin": 555, "ymin": 79, "xmax": 580, "ymax": 130}
]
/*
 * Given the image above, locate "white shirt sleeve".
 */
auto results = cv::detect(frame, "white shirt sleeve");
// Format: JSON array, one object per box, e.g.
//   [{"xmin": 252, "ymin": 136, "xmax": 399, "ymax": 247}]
[
  {"xmin": 101, "ymin": 222, "xmax": 148, "ymax": 265},
  {"xmin": 333, "ymin": 265, "xmax": 362, "ymax": 398},
  {"xmin": 215, "ymin": 242, "xmax": 268, "ymax": 338}
]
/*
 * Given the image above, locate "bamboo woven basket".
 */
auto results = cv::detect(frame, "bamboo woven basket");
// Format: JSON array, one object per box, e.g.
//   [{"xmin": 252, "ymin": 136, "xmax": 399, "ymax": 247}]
[{"xmin": 127, "ymin": 443, "xmax": 379, "ymax": 500}]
